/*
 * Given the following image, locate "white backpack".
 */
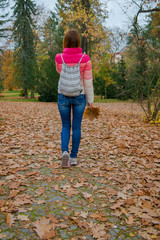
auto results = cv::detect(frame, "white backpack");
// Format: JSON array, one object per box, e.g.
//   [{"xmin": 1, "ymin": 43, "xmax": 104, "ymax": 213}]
[{"xmin": 58, "ymin": 53, "xmax": 85, "ymax": 97}]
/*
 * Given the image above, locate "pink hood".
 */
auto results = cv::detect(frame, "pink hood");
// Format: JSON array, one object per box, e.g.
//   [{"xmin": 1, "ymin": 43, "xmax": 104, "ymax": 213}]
[{"xmin": 55, "ymin": 47, "xmax": 90, "ymax": 64}]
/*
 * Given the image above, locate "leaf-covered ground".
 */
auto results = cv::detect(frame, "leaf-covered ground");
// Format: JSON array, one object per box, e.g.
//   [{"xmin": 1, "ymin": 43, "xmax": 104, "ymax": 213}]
[{"xmin": 0, "ymin": 102, "xmax": 159, "ymax": 240}]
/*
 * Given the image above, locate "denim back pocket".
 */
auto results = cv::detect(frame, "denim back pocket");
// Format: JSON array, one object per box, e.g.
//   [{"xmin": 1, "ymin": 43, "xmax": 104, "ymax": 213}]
[
  {"xmin": 75, "ymin": 94, "xmax": 86, "ymax": 105},
  {"xmin": 58, "ymin": 93, "xmax": 66, "ymax": 106}
]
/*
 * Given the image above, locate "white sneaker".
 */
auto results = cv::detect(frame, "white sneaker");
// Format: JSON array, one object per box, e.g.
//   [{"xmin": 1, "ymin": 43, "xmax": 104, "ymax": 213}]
[
  {"xmin": 70, "ymin": 158, "xmax": 77, "ymax": 166},
  {"xmin": 62, "ymin": 151, "xmax": 70, "ymax": 168}
]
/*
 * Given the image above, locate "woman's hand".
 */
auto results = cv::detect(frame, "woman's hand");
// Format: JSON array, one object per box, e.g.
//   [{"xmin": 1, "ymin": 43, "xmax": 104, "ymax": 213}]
[{"xmin": 87, "ymin": 103, "xmax": 93, "ymax": 109}]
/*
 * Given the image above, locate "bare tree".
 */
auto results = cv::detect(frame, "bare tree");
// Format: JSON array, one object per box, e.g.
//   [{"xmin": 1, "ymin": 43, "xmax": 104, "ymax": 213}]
[{"xmin": 129, "ymin": 0, "xmax": 160, "ymax": 123}]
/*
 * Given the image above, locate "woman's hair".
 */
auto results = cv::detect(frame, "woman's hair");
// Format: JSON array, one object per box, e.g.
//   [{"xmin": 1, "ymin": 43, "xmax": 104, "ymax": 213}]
[{"xmin": 63, "ymin": 29, "xmax": 81, "ymax": 48}]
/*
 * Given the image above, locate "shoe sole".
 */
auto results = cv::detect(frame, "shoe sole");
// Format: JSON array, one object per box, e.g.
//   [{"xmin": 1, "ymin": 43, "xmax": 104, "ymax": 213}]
[
  {"xmin": 62, "ymin": 156, "xmax": 70, "ymax": 168},
  {"xmin": 70, "ymin": 158, "xmax": 77, "ymax": 166},
  {"xmin": 70, "ymin": 163, "xmax": 77, "ymax": 166}
]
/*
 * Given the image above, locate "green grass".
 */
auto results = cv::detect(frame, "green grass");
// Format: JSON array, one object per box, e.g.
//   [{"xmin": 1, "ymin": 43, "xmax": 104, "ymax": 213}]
[
  {"xmin": 2, "ymin": 90, "xmax": 20, "ymax": 94},
  {"xmin": 0, "ymin": 89, "xmax": 39, "ymax": 101},
  {"xmin": 3, "ymin": 93, "xmax": 39, "ymax": 98},
  {"xmin": 94, "ymin": 96, "xmax": 133, "ymax": 103},
  {"xmin": 0, "ymin": 98, "xmax": 39, "ymax": 102},
  {"xmin": 0, "ymin": 90, "xmax": 132, "ymax": 103},
  {"xmin": 3, "ymin": 93, "xmax": 21, "ymax": 97}
]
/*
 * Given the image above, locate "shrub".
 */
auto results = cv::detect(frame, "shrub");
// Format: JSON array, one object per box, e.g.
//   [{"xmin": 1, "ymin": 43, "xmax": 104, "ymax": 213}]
[
  {"xmin": 19, "ymin": 89, "xmax": 25, "ymax": 96},
  {"xmin": 37, "ymin": 52, "xmax": 59, "ymax": 102}
]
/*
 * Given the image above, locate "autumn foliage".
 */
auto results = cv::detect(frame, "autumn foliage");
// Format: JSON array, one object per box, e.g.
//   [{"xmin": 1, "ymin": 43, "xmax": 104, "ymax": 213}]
[
  {"xmin": 151, "ymin": 3, "xmax": 160, "ymax": 39},
  {"xmin": 1, "ymin": 50, "xmax": 16, "ymax": 90}
]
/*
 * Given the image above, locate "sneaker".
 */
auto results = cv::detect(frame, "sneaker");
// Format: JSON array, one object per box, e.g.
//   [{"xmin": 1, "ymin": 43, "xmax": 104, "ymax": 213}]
[
  {"xmin": 62, "ymin": 151, "xmax": 70, "ymax": 168},
  {"xmin": 70, "ymin": 158, "xmax": 77, "ymax": 166}
]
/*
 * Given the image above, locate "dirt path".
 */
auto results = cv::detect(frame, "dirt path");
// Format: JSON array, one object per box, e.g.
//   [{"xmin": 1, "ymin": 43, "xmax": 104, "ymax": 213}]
[{"xmin": 0, "ymin": 102, "xmax": 159, "ymax": 240}]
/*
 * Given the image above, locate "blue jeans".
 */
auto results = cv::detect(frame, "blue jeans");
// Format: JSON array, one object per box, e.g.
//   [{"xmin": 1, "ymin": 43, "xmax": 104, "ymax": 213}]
[{"xmin": 58, "ymin": 93, "xmax": 86, "ymax": 158}]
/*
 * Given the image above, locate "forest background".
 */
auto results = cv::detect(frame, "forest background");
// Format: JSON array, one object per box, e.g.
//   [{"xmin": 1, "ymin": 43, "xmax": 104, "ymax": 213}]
[
  {"xmin": 0, "ymin": 0, "xmax": 160, "ymax": 123},
  {"xmin": 0, "ymin": 2, "xmax": 160, "ymax": 238}
]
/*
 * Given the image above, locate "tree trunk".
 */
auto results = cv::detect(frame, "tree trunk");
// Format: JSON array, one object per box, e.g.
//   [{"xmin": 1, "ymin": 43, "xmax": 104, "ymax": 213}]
[
  {"xmin": 105, "ymin": 86, "xmax": 107, "ymax": 99},
  {"xmin": 30, "ymin": 90, "xmax": 34, "ymax": 99},
  {"xmin": 152, "ymin": 102, "xmax": 160, "ymax": 120},
  {"xmin": 80, "ymin": 0, "xmax": 90, "ymax": 53},
  {"xmin": 81, "ymin": 36, "xmax": 87, "ymax": 53},
  {"xmin": 147, "ymin": 98, "xmax": 152, "ymax": 117},
  {"xmin": 24, "ymin": 88, "xmax": 28, "ymax": 99}
]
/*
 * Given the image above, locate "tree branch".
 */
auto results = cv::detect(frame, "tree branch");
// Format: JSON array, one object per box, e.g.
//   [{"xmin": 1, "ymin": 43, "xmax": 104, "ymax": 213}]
[
  {"xmin": 132, "ymin": 1, "xmax": 160, "ymax": 56},
  {"xmin": 131, "ymin": 0, "xmax": 141, "ymax": 8},
  {"xmin": 139, "ymin": 8, "xmax": 160, "ymax": 13}
]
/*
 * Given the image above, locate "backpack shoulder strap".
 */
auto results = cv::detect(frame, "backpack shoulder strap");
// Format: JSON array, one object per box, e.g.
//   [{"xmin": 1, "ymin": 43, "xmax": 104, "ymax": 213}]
[
  {"xmin": 61, "ymin": 54, "xmax": 64, "ymax": 63},
  {"xmin": 79, "ymin": 53, "xmax": 85, "ymax": 64}
]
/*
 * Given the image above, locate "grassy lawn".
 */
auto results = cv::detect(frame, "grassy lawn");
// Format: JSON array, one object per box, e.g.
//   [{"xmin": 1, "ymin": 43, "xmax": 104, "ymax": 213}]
[
  {"xmin": 0, "ymin": 90, "xmax": 133, "ymax": 103},
  {"xmin": 0, "ymin": 98, "xmax": 39, "ymax": 102},
  {"xmin": 94, "ymin": 96, "xmax": 132, "ymax": 103},
  {"xmin": 0, "ymin": 89, "xmax": 39, "ymax": 101},
  {"xmin": 2, "ymin": 90, "xmax": 21, "ymax": 94}
]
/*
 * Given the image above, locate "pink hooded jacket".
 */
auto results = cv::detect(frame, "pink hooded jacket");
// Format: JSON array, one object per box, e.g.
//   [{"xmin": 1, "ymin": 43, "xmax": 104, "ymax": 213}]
[{"xmin": 55, "ymin": 47, "xmax": 94, "ymax": 104}]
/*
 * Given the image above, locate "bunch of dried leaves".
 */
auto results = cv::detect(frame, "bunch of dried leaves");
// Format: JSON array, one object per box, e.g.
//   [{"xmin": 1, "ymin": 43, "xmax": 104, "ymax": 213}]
[{"xmin": 84, "ymin": 106, "xmax": 100, "ymax": 121}]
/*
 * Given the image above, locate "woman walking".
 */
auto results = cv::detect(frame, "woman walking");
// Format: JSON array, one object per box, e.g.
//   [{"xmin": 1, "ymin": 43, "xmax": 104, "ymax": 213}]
[{"xmin": 55, "ymin": 29, "xmax": 94, "ymax": 168}]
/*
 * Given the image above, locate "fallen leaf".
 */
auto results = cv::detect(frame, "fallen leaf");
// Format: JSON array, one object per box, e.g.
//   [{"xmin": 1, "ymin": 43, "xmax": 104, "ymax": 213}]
[
  {"xmin": 139, "ymin": 231, "xmax": 153, "ymax": 240},
  {"xmin": 8, "ymin": 190, "xmax": 20, "ymax": 198},
  {"xmin": 17, "ymin": 214, "xmax": 29, "ymax": 221},
  {"xmin": 125, "ymin": 215, "xmax": 134, "ymax": 225},
  {"xmin": 0, "ymin": 200, "xmax": 6, "ymax": 208},
  {"xmin": 6, "ymin": 175, "xmax": 15, "ymax": 180},
  {"xmin": 33, "ymin": 216, "xmax": 56, "ymax": 239},
  {"xmin": 35, "ymin": 187, "xmax": 45, "ymax": 196},
  {"xmin": 82, "ymin": 192, "xmax": 92, "ymax": 199},
  {"xmin": 0, "ymin": 233, "xmax": 8, "ymax": 238},
  {"xmin": 117, "ymin": 192, "xmax": 127, "ymax": 200},
  {"xmin": 79, "ymin": 211, "xmax": 88, "ymax": 218},
  {"xmin": 90, "ymin": 211, "xmax": 107, "ymax": 221},
  {"xmin": 57, "ymin": 223, "xmax": 68, "ymax": 228},
  {"xmin": 9, "ymin": 182, "xmax": 20, "ymax": 189},
  {"xmin": 48, "ymin": 214, "xmax": 59, "ymax": 224},
  {"xmin": 6, "ymin": 213, "xmax": 15, "ymax": 227},
  {"xmin": 110, "ymin": 201, "xmax": 124, "ymax": 210},
  {"xmin": 66, "ymin": 188, "xmax": 78, "ymax": 197},
  {"xmin": 89, "ymin": 222, "xmax": 107, "ymax": 239}
]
